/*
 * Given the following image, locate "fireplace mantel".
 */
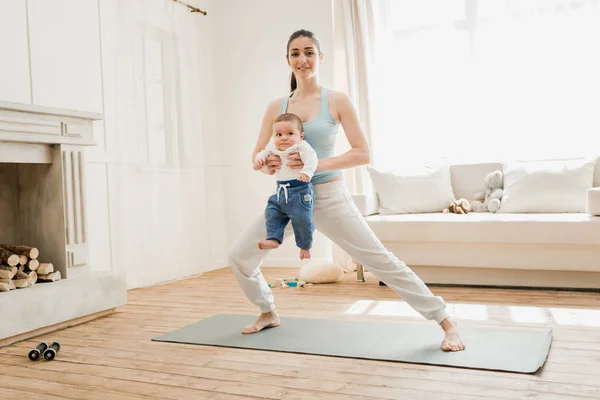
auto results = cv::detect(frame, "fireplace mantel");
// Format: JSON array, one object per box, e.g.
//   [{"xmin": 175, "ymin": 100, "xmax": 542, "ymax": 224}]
[
  {"xmin": 0, "ymin": 100, "xmax": 100, "ymax": 147},
  {"xmin": 0, "ymin": 101, "xmax": 126, "ymax": 344}
]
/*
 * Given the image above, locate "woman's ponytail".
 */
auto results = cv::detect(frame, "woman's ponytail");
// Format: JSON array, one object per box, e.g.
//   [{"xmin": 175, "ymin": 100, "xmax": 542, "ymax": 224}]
[{"xmin": 290, "ymin": 73, "xmax": 297, "ymax": 92}]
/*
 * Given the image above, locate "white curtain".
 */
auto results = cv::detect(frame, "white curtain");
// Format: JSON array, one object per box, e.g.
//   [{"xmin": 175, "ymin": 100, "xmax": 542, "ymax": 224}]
[
  {"xmin": 334, "ymin": 0, "xmax": 396, "ymax": 195},
  {"xmin": 338, "ymin": 0, "xmax": 600, "ymax": 171},
  {"xmin": 104, "ymin": 0, "xmax": 212, "ymax": 289},
  {"xmin": 332, "ymin": 0, "xmax": 395, "ymax": 271}
]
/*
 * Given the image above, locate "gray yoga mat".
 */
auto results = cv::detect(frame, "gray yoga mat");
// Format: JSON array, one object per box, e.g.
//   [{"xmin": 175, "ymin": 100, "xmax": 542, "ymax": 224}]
[{"xmin": 152, "ymin": 314, "xmax": 552, "ymax": 373}]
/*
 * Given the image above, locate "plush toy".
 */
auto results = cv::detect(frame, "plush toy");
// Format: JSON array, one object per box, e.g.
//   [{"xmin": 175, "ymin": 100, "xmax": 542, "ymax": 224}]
[
  {"xmin": 443, "ymin": 198, "xmax": 471, "ymax": 214},
  {"xmin": 298, "ymin": 262, "xmax": 344, "ymax": 284},
  {"xmin": 471, "ymin": 170, "xmax": 504, "ymax": 213}
]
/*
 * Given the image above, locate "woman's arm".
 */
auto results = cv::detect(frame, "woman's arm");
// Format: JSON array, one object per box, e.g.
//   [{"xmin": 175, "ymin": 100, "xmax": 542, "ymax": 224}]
[
  {"xmin": 253, "ymin": 98, "xmax": 284, "ymax": 174},
  {"xmin": 319, "ymin": 91, "xmax": 371, "ymax": 171}
]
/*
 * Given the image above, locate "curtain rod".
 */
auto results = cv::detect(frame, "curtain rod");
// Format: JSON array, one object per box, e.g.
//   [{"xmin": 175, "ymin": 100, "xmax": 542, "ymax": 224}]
[{"xmin": 172, "ymin": 0, "xmax": 207, "ymax": 15}]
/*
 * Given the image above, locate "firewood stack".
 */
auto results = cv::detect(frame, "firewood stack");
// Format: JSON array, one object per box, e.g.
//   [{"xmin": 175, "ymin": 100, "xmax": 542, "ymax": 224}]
[{"xmin": 0, "ymin": 245, "xmax": 61, "ymax": 292}]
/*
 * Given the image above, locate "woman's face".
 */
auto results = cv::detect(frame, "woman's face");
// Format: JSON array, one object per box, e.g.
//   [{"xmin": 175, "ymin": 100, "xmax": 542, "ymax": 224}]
[{"xmin": 287, "ymin": 36, "xmax": 322, "ymax": 81}]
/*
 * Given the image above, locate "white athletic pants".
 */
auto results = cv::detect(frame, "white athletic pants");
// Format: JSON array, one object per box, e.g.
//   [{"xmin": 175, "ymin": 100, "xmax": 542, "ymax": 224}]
[{"xmin": 228, "ymin": 180, "xmax": 449, "ymax": 324}]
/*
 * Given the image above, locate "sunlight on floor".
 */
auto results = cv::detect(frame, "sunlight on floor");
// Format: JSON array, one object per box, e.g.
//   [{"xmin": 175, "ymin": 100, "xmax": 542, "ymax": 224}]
[
  {"xmin": 549, "ymin": 308, "xmax": 600, "ymax": 327},
  {"xmin": 344, "ymin": 300, "xmax": 600, "ymax": 327},
  {"xmin": 509, "ymin": 306, "xmax": 547, "ymax": 324}
]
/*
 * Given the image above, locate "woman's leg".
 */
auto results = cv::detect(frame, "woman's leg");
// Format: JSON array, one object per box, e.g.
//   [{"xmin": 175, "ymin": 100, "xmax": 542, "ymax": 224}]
[
  {"xmin": 228, "ymin": 211, "xmax": 292, "ymax": 333},
  {"xmin": 312, "ymin": 181, "xmax": 465, "ymax": 351}
]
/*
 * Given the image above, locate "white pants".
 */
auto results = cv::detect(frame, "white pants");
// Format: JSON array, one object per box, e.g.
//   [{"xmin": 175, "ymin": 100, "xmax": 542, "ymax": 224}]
[{"xmin": 228, "ymin": 180, "xmax": 449, "ymax": 324}]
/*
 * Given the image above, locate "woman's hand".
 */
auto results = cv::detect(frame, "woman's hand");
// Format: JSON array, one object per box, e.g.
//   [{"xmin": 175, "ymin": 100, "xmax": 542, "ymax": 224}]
[
  {"xmin": 297, "ymin": 173, "xmax": 310, "ymax": 182},
  {"xmin": 288, "ymin": 152, "xmax": 327, "ymax": 172},
  {"xmin": 286, "ymin": 152, "xmax": 304, "ymax": 170},
  {"xmin": 266, "ymin": 153, "xmax": 282, "ymax": 175}
]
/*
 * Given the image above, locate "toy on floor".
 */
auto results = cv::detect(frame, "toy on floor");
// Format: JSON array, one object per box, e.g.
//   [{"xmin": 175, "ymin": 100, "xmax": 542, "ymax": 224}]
[
  {"xmin": 298, "ymin": 262, "xmax": 344, "ymax": 284},
  {"xmin": 271, "ymin": 277, "xmax": 308, "ymax": 288},
  {"xmin": 443, "ymin": 198, "xmax": 471, "ymax": 214},
  {"xmin": 471, "ymin": 170, "xmax": 504, "ymax": 213}
]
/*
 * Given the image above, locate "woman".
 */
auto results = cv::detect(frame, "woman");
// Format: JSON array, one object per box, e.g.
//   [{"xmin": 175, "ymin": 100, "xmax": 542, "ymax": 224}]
[{"xmin": 228, "ymin": 29, "xmax": 465, "ymax": 352}]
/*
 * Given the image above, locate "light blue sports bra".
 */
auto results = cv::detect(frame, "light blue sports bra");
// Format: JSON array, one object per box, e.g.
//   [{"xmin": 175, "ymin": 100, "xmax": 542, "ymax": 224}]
[{"xmin": 280, "ymin": 86, "xmax": 342, "ymax": 184}]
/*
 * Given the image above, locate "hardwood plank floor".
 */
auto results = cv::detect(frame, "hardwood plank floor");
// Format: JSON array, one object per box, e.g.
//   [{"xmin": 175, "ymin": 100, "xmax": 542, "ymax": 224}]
[{"xmin": 2, "ymin": 267, "xmax": 600, "ymax": 399}]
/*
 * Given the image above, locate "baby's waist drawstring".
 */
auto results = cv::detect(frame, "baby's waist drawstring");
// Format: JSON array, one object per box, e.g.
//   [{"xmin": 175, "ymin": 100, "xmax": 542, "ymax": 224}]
[{"xmin": 277, "ymin": 183, "xmax": 291, "ymax": 203}]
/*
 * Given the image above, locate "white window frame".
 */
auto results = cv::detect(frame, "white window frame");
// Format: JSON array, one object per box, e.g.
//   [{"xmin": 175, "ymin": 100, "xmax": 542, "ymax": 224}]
[{"xmin": 133, "ymin": 22, "xmax": 182, "ymax": 169}]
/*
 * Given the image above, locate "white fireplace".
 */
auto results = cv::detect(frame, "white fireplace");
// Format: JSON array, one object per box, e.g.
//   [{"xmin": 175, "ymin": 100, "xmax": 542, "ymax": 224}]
[{"xmin": 0, "ymin": 101, "xmax": 126, "ymax": 343}]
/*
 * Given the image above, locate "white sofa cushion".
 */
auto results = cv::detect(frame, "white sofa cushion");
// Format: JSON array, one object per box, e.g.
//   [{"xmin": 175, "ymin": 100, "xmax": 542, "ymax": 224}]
[
  {"xmin": 499, "ymin": 158, "xmax": 597, "ymax": 213},
  {"xmin": 588, "ymin": 188, "xmax": 600, "ymax": 216},
  {"xmin": 367, "ymin": 161, "xmax": 455, "ymax": 214},
  {"xmin": 364, "ymin": 212, "xmax": 600, "ymax": 245},
  {"xmin": 351, "ymin": 193, "xmax": 380, "ymax": 216}
]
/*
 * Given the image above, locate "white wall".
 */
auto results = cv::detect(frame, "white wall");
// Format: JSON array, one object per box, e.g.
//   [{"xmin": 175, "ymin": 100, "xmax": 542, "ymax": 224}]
[
  {"xmin": 28, "ymin": 0, "xmax": 104, "ymax": 113},
  {"xmin": 84, "ymin": 0, "xmax": 223, "ymax": 289},
  {"xmin": 0, "ymin": 0, "xmax": 31, "ymax": 104},
  {"xmin": 195, "ymin": 0, "xmax": 229, "ymax": 270},
  {"xmin": 212, "ymin": 0, "xmax": 338, "ymax": 267},
  {"xmin": 83, "ymin": 0, "xmax": 341, "ymax": 291}
]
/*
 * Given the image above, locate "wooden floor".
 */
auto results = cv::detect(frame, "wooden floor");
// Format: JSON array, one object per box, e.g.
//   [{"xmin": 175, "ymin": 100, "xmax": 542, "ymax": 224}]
[{"xmin": 2, "ymin": 268, "xmax": 600, "ymax": 400}]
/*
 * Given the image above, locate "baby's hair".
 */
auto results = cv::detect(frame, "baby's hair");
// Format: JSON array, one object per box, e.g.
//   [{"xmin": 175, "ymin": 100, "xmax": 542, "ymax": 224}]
[{"xmin": 274, "ymin": 113, "xmax": 303, "ymax": 134}]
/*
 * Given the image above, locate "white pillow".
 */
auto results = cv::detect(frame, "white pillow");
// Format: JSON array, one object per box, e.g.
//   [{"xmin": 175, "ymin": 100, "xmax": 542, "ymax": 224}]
[
  {"xmin": 367, "ymin": 161, "xmax": 455, "ymax": 214},
  {"xmin": 499, "ymin": 157, "xmax": 597, "ymax": 213}
]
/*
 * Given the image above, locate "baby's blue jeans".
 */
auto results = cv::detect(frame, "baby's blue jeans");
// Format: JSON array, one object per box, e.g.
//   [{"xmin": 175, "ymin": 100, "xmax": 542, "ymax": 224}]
[{"xmin": 264, "ymin": 179, "xmax": 314, "ymax": 250}]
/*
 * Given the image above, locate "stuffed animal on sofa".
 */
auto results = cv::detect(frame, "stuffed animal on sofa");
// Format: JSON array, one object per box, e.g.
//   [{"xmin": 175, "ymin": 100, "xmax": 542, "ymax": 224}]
[
  {"xmin": 471, "ymin": 170, "xmax": 503, "ymax": 213},
  {"xmin": 443, "ymin": 198, "xmax": 471, "ymax": 214}
]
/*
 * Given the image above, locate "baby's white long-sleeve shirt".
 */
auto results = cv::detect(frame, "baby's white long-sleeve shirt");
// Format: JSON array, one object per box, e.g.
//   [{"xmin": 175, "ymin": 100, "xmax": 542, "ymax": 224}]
[{"xmin": 255, "ymin": 139, "xmax": 319, "ymax": 181}]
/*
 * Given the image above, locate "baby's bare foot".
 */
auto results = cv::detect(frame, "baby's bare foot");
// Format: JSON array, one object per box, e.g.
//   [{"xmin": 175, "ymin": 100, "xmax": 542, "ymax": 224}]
[
  {"xmin": 241, "ymin": 311, "xmax": 280, "ymax": 334},
  {"xmin": 440, "ymin": 318, "xmax": 466, "ymax": 352},
  {"xmin": 258, "ymin": 240, "xmax": 280, "ymax": 250},
  {"xmin": 300, "ymin": 249, "xmax": 311, "ymax": 260}
]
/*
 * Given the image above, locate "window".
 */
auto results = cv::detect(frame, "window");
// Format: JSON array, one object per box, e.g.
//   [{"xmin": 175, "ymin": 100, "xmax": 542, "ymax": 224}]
[
  {"xmin": 134, "ymin": 24, "xmax": 181, "ymax": 167},
  {"xmin": 370, "ymin": 0, "xmax": 600, "ymax": 169}
]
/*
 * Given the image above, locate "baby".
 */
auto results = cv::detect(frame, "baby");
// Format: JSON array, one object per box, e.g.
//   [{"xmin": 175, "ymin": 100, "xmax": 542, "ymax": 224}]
[{"xmin": 254, "ymin": 113, "xmax": 318, "ymax": 260}]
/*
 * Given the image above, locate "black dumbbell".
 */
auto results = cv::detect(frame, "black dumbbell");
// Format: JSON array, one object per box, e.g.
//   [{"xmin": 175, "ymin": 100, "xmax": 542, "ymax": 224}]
[
  {"xmin": 43, "ymin": 341, "xmax": 61, "ymax": 361},
  {"xmin": 28, "ymin": 341, "xmax": 48, "ymax": 361}
]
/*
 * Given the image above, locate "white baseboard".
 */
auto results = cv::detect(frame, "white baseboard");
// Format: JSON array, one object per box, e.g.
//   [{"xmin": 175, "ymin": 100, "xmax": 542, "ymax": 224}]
[
  {"xmin": 358, "ymin": 264, "xmax": 600, "ymax": 290},
  {"xmin": 201, "ymin": 259, "xmax": 331, "ymax": 270}
]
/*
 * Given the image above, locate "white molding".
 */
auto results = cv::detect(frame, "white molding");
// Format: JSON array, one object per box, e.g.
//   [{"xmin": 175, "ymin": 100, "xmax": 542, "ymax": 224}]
[
  {"xmin": 0, "ymin": 141, "xmax": 52, "ymax": 164},
  {"xmin": 0, "ymin": 101, "xmax": 103, "ymax": 120},
  {"xmin": 408, "ymin": 265, "xmax": 600, "ymax": 290}
]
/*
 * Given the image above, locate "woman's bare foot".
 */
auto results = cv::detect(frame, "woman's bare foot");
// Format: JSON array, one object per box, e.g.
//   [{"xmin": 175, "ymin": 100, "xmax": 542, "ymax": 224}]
[
  {"xmin": 258, "ymin": 240, "xmax": 280, "ymax": 250},
  {"xmin": 241, "ymin": 310, "xmax": 280, "ymax": 334},
  {"xmin": 440, "ymin": 317, "xmax": 466, "ymax": 352},
  {"xmin": 300, "ymin": 248, "xmax": 311, "ymax": 260}
]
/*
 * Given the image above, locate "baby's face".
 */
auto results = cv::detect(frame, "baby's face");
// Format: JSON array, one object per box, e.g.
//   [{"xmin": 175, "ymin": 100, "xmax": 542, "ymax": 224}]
[{"xmin": 273, "ymin": 121, "xmax": 303, "ymax": 150}]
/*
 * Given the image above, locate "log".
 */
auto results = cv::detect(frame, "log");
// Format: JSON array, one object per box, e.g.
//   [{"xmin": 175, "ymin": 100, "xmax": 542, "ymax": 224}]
[
  {"xmin": 13, "ymin": 278, "xmax": 29, "ymax": 289},
  {"xmin": 27, "ymin": 271, "xmax": 38, "ymax": 285},
  {"xmin": 0, "ymin": 248, "xmax": 19, "ymax": 267},
  {"xmin": 0, "ymin": 245, "xmax": 39, "ymax": 259},
  {"xmin": 18, "ymin": 255, "xmax": 28, "ymax": 265},
  {"xmin": 0, "ymin": 278, "xmax": 16, "ymax": 290},
  {"xmin": 0, "ymin": 282, "xmax": 10, "ymax": 292},
  {"xmin": 37, "ymin": 263, "xmax": 54, "ymax": 275},
  {"xmin": 26, "ymin": 259, "xmax": 40, "ymax": 272},
  {"xmin": 12, "ymin": 271, "xmax": 30, "ymax": 288},
  {"xmin": 0, "ymin": 265, "xmax": 17, "ymax": 280},
  {"xmin": 38, "ymin": 271, "xmax": 61, "ymax": 282},
  {"xmin": 13, "ymin": 270, "xmax": 29, "ymax": 280}
]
